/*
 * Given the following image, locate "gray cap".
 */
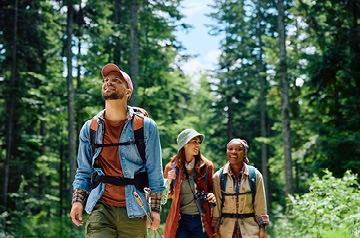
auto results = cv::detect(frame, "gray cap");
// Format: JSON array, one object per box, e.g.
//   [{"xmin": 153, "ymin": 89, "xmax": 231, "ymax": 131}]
[{"xmin": 177, "ymin": 128, "xmax": 205, "ymax": 152}]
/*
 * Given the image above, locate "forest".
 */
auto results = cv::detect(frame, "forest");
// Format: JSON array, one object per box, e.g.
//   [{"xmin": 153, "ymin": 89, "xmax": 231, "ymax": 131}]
[{"xmin": 0, "ymin": 0, "xmax": 359, "ymax": 237}]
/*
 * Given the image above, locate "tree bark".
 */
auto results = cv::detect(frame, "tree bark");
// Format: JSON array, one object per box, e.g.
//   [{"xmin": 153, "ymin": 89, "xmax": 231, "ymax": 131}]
[
  {"xmin": 277, "ymin": 0, "xmax": 293, "ymax": 195},
  {"xmin": 129, "ymin": 0, "xmax": 139, "ymax": 106},
  {"xmin": 3, "ymin": 0, "xmax": 19, "ymax": 211},
  {"xmin": 350, "ymin": 0, "xmax": 360, "ymax": 111},
  {"xmin": 257, "ymin": 0, "xmax": 270, "ymax": 211},
  {"xmin": 66, "ymin": 0, "xmax": 76, "ymax": 198},
  {"xmin": 114, "ymin": 0, "xmax": 121, "ymax": 64}
]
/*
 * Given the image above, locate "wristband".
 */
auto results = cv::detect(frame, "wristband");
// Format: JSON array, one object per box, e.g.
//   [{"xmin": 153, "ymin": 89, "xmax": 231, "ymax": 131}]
[
  {"xmin": 150, "ymin": 193, "xmax": 163, "ymax": 213},
  {"xmin": 72, "ymin": 188, "xmax": 87, "ymax": 206}
]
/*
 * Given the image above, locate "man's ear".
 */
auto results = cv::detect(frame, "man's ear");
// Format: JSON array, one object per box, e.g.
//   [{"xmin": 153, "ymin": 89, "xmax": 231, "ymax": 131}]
[{"xmin": 126, "ymin": 89, "xmax": 132, "ymax": 100}]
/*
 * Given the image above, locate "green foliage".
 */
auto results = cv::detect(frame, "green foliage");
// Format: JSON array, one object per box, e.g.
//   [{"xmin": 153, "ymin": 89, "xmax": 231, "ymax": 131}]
[
  {"xmin": 272, "ymin": 170, "xmax": 360, "ymax": 238},
  {"xmin": 289, "ymin": 0, "xmax": 360, "ymax": 178},
  {"xmin": 1, "ymin": 211, "xmax": 85, "ymax": 238},
  {"xmin": 0, "ymin": 176, "xmax": 82, "ymax": 238}
]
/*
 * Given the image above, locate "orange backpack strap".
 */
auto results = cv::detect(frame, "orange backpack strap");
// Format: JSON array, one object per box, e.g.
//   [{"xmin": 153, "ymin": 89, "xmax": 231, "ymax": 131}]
[
  {"xmin": 89, "ymin": 108, "xmax": 148, "ymax": 163},
  {"xmin": 90, "ymin": 119, "xmax": 99, "ymax": 131},
  {"xmin": 90, "ymin": 119, "xmax": 99, "ymax": 155},
  {"xmin": 133, "ymin": 113, "xmax": 145, "ymax": 131}
]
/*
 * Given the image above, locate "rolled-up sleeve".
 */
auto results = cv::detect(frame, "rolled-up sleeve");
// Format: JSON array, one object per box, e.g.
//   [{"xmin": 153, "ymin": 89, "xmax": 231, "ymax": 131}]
[{"xmin": 253, "ymin": 170, "xmax": 269, "ymax": 226}]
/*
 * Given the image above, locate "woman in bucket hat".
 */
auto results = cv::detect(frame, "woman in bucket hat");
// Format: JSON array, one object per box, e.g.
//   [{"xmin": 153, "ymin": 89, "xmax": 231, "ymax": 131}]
[{"xmin": 163, "ymin": 128, "xmax": 216, "ymax": 238}]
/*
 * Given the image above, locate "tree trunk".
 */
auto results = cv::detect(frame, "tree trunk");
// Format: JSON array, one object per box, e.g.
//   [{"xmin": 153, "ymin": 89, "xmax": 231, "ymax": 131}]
[
  {"xmin": 278, "ymin": 0, "xmax": 293, "ymax": 195},
  {"xmin": 114, "ymin": 0, "xmax": 121, "ymax": 64},
  {"xmin": 59, "ymin": 132, "xmax": 64, "ymax": 217},
  {"xmin": 260, "ymin": 56, "xmax": 270, "ymax": 205},
  {"xmin": 227, "ymin": 103, "xmax": 234, "ymax": 139},
  {"xmin": 226, "ymin": 71, "xmax": 234, "ymax": 139},
  {"xmin": 66, "ymin": 0, "xmax": 76, "ymax": 198},
  {"xmin": 257, "ymin": 0, "xmax": 270, "ymax": 212},
  {"xmin": 350, "ymin": 0, "xmax": 360, "ymax": 111},
  {"xmin": 3, "ymin": 0, "xmax": 19, "ymax": 211},
  {"xmin": 76, "ymin": 26, "xmax": 82, "ymax": 139},
  {"xmin": 129, "ymin": 0, "xmax": 139, "ymax": 106}
]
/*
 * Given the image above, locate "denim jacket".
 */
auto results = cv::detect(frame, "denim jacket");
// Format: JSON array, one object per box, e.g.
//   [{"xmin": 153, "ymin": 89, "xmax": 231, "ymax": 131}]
[{"xmin": 72, "ymin": 106, "xmax": 165, "ymax": 218}]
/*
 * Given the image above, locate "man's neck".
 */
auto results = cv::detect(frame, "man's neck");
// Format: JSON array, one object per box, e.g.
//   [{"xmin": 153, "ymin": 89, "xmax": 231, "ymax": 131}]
[{"xmin": 104, "ymin": 100, "xmax": 127, "ymax": 121}]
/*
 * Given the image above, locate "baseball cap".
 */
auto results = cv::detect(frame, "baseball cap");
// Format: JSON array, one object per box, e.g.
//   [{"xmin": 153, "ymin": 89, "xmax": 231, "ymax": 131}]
[{"xmin": 101, "ymin": 63, "xmax": 133, "ymax": 92}]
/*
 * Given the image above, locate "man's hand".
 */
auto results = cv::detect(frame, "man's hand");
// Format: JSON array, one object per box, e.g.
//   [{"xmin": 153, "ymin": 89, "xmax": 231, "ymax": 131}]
[
  {"xmin": 70, "ymin": 202, "xmax": 84, "ymax": 226},
  {"xmin": 149, "ymin": 211, "xmax": 160, "ymax": 230}
]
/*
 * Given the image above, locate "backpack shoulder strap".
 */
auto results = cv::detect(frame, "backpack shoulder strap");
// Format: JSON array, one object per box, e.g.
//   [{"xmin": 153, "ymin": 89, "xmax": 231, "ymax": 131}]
[
  {"xmin": 132, "ymin": 113, "xmax": 146, "ymax": 163},
  {"xmin": 248, "ymin": 165, "xmax": 256, "ymax": 201},
  {"xmin": 219, "ymin": 167, "xmax": 226, "ymax": 192},
  {"xmin": 90, "ymin": 119, "xmax": 99, "ymax": 155},
  {"xmin": 171, "ymin": 162, "xmax": 179, "ymax": 190},
  {"xmin": 89, "ymin": 113, "xmax": 146, "ymax": 163},
  {"xmin": 205, "ymin": 169, "xmax": 209, "ymax": 185},
  {"xmin": 219, "ymin": 166, "xmax": 227, "ymax": 212}
]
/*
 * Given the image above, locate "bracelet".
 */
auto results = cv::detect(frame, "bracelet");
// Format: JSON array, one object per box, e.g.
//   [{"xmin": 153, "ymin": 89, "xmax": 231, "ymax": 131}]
[
  {"xmin": 72, "ymin": 188, "xmax": 88, "ymax": 206},
  {"xmin": 150, "ymin": 193, "xmax": 163, "ymax": 213}
]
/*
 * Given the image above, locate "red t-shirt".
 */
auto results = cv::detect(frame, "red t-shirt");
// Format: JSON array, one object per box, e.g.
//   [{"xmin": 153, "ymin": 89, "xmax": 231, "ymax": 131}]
[{"xmin": 98, "ymin": 118, "xmax": 126, "ymax": 207}]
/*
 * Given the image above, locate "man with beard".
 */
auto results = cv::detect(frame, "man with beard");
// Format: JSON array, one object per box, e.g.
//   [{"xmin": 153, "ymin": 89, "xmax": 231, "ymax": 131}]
[{"xmin": 70, "ymin": 63, "xmax": 165, "ymax": 238}]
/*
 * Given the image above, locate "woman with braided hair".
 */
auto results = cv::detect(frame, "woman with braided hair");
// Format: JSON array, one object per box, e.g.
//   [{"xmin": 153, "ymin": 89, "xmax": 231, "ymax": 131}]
[{"xmin": 212, "ymin": 138, "xmax": 269, "ymax": 238}]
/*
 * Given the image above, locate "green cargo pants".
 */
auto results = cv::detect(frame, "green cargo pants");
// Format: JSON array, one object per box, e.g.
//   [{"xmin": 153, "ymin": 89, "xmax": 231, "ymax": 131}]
[{"xmin": 85, "ymin": 201, "xmax": 147, "ymax": 238}]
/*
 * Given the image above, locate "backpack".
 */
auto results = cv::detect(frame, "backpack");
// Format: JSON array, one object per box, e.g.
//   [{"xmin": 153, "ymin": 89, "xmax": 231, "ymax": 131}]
[
  {"xmin": 218, "ymin": 165, "xmax": 256, "ymax": 212},
  {"xmin": 89, "ymin": 106, "xmax": 149, "ymax": 163},
  {"xmin": 89, "ymin": 107, "xmax": 150, "ymax": 191}
]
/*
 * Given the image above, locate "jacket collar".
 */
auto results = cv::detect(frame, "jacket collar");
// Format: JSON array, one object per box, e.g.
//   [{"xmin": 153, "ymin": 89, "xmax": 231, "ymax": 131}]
[
  {"xmin": 223, "ymin": 162, "xmax": 250, "ymax": 176},
  {"xmin": 93, "ymin": 106, "xmax": 135, "ymax": 121}
]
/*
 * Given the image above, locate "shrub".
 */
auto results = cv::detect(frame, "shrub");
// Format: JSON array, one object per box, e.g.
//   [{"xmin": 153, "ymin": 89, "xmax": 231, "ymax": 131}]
[{"xmin": 272, "ymin": 170, "xmax": 360, "ymax": 238}]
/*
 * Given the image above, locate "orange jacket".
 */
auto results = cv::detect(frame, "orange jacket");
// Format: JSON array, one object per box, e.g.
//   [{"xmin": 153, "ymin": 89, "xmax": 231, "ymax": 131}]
[{"xmin": 163, "ymin": 158, "xmax": 214, "ymax": 238}]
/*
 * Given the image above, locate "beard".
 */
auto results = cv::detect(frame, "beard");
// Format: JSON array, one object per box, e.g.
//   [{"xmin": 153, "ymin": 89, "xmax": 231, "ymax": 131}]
[{"xmin": 102, "ymin": 91, "xmax": 126, "ymax": 100}]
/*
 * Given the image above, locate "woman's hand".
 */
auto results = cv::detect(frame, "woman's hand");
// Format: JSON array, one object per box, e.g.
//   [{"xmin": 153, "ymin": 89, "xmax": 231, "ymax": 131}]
[
  {"xmin": 207, "ymin": 192, "xmax": 216, "ymax": 203},
  {"xmin": 213, "ymin": 231, "xmax": 220, "ymax": 238},
  {"xmin": 167, "ymin": 169, "xmax": 176, "ymax": 181},
  {"xmin": 259, "ymin": 227, "xmax": 268, "ymax": 238}
]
